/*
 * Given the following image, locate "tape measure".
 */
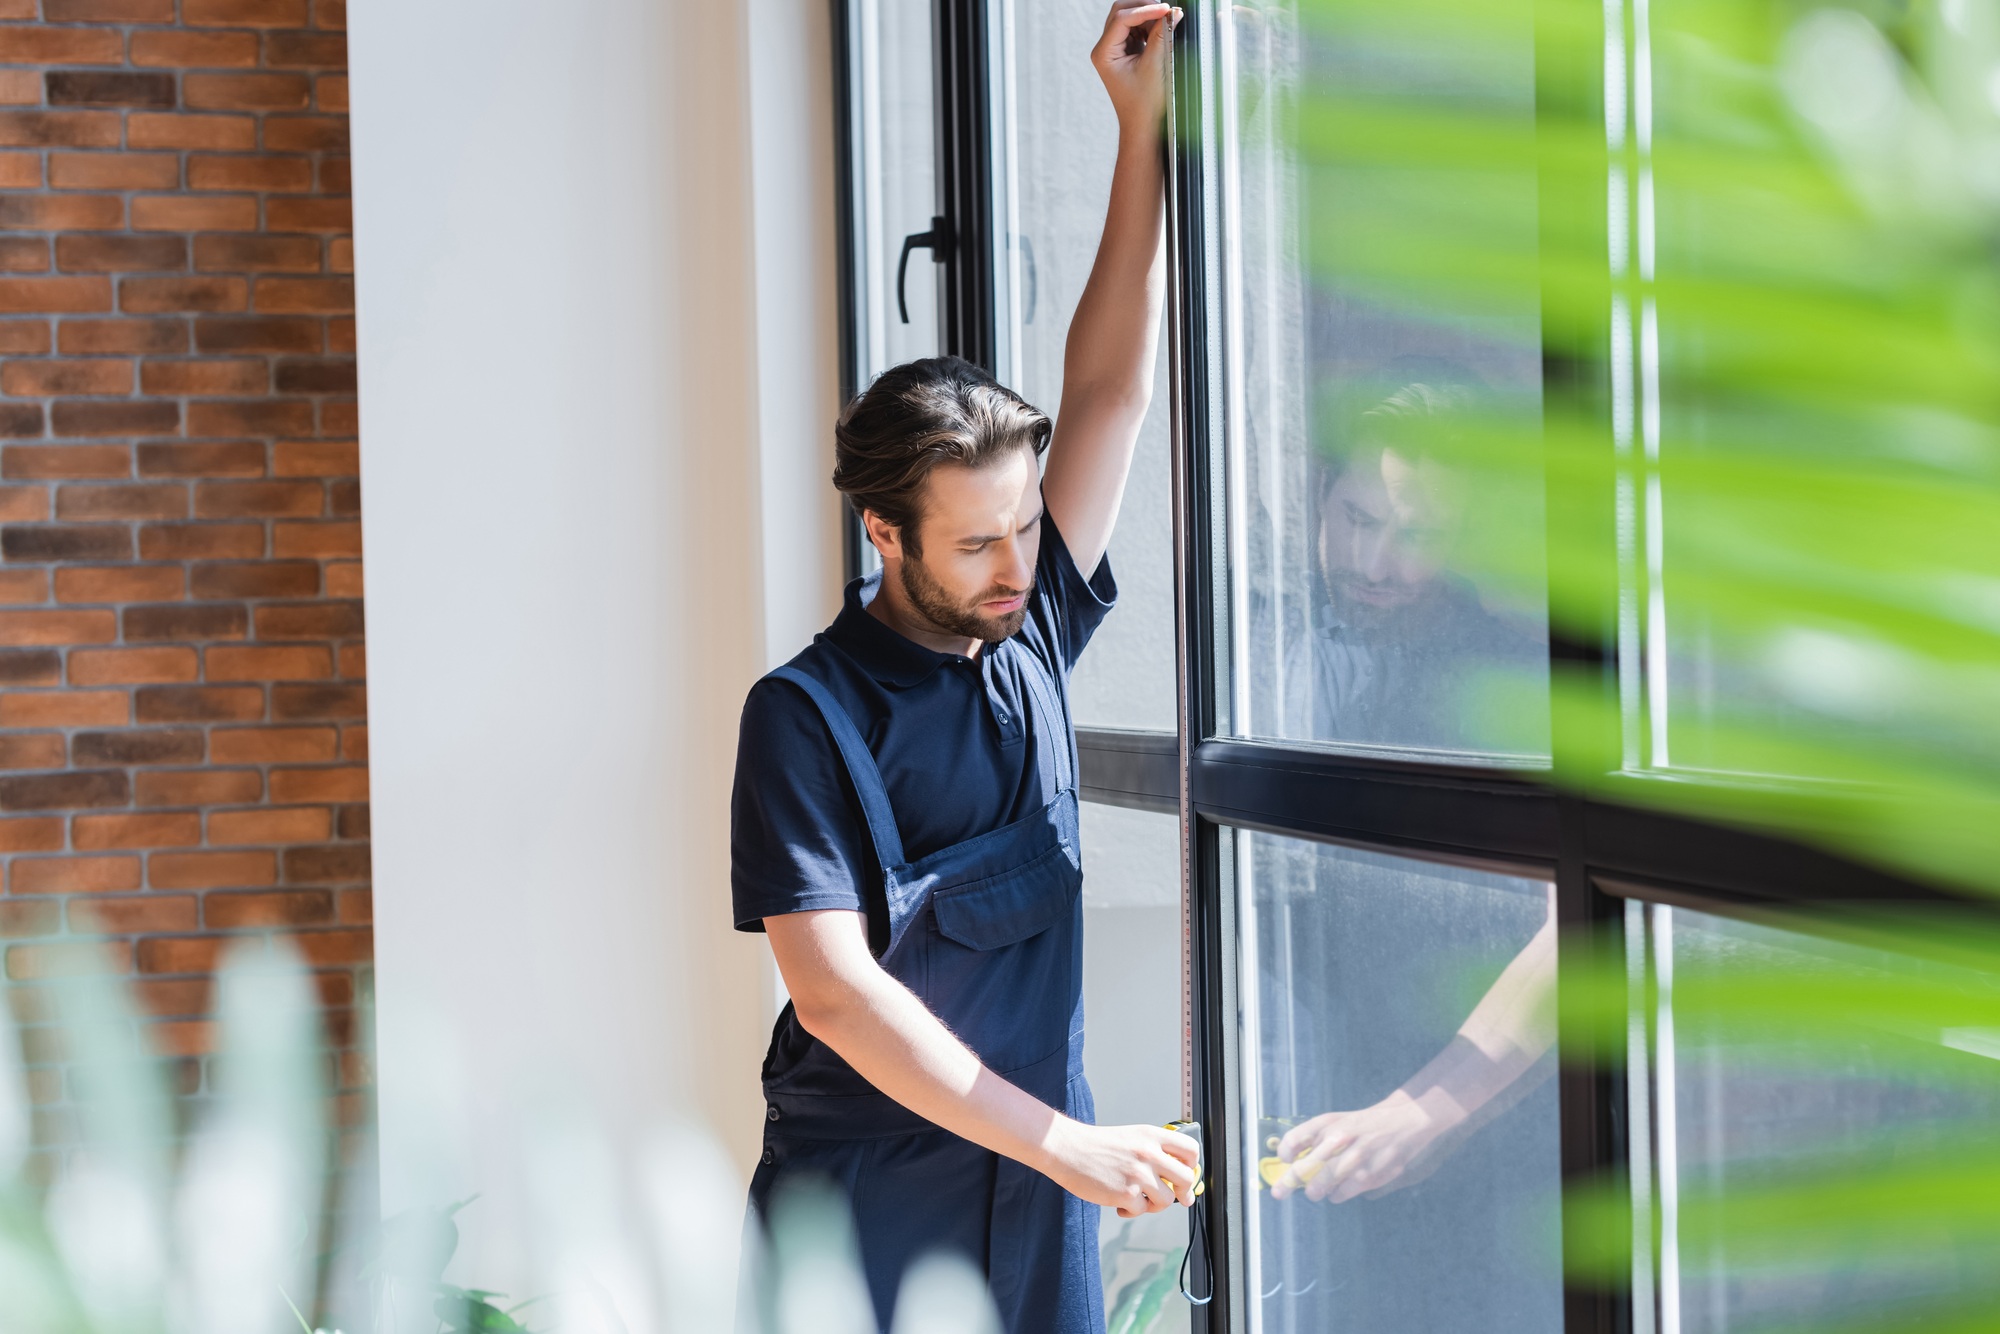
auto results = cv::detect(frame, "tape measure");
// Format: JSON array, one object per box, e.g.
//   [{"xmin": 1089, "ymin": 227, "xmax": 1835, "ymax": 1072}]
[
  {"xmin": 1164, "ymin": 1119, "xmax": 1206, "ymax": 1198},
  {"xmin": 1251, "ymin": 1117, "xmax": 1317, "ymax": 1192},
  {"xmin": 1258, "ymin": 1155, "xmax": 1323, "ymax": 1189}
]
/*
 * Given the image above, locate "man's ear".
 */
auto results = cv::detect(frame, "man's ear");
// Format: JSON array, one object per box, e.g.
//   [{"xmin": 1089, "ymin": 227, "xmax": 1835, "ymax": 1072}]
[{"xmin": 862, "ymin": 509, "xmax": 903, "ymax": 561}]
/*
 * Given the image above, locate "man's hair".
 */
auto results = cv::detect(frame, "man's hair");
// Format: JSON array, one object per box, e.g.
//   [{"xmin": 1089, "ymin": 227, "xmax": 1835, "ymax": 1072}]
[
  {"xmin": 1312, "ymin": 378, "xmax": 1478, "ymax": 493},
  {"xmin": 833, "ymin": 356, "xmax": 1050, "ymax": 555}
]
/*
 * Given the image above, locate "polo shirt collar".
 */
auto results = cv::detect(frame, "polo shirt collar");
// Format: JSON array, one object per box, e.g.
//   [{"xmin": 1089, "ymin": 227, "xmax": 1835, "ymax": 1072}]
[{"xmin": 828, "ymin": 571, "xmax": 959, "ymax": 688}]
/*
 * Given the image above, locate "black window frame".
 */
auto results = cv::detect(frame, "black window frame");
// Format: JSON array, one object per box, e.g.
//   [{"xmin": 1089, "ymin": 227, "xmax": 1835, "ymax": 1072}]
[{"xmin": 828, "ymin": 3, "xmax": 1995, "ymax": 1330}]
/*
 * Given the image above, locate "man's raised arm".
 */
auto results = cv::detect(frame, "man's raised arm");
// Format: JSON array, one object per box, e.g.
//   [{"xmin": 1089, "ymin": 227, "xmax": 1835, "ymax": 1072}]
[{"xmin": 1040, "ymin": 1, "xmax": 1178, "ymax": 577}]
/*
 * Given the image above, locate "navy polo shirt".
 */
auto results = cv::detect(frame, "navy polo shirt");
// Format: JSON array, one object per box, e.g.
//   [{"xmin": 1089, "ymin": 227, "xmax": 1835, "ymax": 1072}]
[{"xmin": 731, "ymin": 512, "xmax": 1116, "ymax": 933}]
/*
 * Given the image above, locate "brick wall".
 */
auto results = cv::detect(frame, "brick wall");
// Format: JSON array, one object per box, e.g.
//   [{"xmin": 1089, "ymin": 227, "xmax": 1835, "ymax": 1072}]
[{"xmin": 0, "ymin": 0, "xmax": 368, "ymax": 1179}]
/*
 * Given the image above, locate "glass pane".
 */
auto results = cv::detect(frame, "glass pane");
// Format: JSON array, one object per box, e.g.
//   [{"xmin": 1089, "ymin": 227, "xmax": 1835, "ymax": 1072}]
[
  {"xmin": 1633, "ymin": 905, "xmax": 2000, "ymax": 1332},
  {"xmin": 1592, "ymin": 0, "xmax": 2000, "ymax": 870},
  {"xmin": 999, "ymin": 0, "xmax": 1177, "ymax": 731},
  {"xmin": 1222, "ymin": 0, "xmax": 1552, "ymax": 761},
  {"xmin": 1080, "ymin": 801, "xmax": 1188, "ymax": 1333},
  {"xmin": 1234, "ymin": 829, "xmax": 1562, "ymax": 1330},
  {"xmin": 849, "ymin": 0, "xmax": 942, "ymax": 384}
]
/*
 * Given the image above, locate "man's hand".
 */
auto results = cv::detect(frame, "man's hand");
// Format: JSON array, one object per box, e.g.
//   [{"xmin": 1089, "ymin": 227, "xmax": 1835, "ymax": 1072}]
[
  {"xmin": 1091, "ymin": 1, "xmax": 1179, "ymax": 133},
  {"xmin": 1038, "ymin": 1118, "xmax": 1200, "ymax": 1218},
  {"xmin": 1270, "ymin": 1089, "xmax": 1469, "ymax": 1204}
]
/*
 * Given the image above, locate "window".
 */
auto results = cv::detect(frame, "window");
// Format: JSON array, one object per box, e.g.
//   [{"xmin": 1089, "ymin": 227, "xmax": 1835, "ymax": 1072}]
[
  {"xmin": 833, "ymin": 0, "xmax": 2000, "ymax": 1328},
  {"xmin": 997, "ymin": 0, "xmax": 1178, "ymax": 732},
  {"xmin": 1623, "ymin": 902, "xmax": 2000, "ymax": 1331},
  {"xmin": 1080, "ymin": 802, "xmax": 1188, "ymax": 1328},
  {"xmin": 1223, "ymin": 0, "xmax": 1551, "ymax": 762},
  {"xmin": 1234, "ymin": 834, "xmax": 1562, "ymax": 1330},
  {"xmin": 840, "ymin": 0, "xmax": 945, "ymax": 386}
]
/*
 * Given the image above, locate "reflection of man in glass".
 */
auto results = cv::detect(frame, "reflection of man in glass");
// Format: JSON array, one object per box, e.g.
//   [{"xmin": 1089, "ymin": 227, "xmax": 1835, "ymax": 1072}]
[
  {"xmin": 1268, "ymin": 381, "xmax": 1558, "ymax": 1204},
  {"xmin": 1280, "ymin": 382, "xmax": 1542, "ymax": 753}
]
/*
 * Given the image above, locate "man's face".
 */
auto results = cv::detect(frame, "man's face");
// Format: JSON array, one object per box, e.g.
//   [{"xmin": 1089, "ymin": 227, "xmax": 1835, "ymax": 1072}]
[
  {"xmin": 878, "ymin": 447, "xmax": 1043, "ymax": 644},
  {"xmin": 1316, "ymin": 445, "xmax": 1460, "ymax": 624}
]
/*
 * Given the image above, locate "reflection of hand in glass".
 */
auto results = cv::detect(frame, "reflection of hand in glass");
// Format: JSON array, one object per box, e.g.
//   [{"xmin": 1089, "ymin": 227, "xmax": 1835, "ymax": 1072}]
[{"xmin": 1269, "ymin": 887, "xmax": 1556, "ymax": 1203}]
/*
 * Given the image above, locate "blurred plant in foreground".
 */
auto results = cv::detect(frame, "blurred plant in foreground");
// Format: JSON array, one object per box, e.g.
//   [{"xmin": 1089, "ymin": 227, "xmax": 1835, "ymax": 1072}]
[
  {"xmin": 1283, "ymin": 0, "xmax": 2000, "ymax": 894},
  {"xmin": 1096, "ymin": 1215, "xmax": 1186, "ymax": 1334},
  {"xmin": 1558, "ymin": 904, "xmax": 2000, "ymax": 1329},
  {"xmin": 0, "ymin": 944, "xmax": 1004, "ymax": 1334},
  {"xmin": 1271, "ymin": 0, "xmax": 2000, "ymax": 1323}
]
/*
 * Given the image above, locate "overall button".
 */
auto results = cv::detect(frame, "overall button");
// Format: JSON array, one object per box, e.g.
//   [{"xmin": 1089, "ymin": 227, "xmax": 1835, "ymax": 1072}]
[
  {"xmin": 761, "ymin": 1146, "xmax": 776, "ymax": 1166},
  {"xmin": 767, "ymin": 1105, "xmax": 781, "ymax": 1122}
]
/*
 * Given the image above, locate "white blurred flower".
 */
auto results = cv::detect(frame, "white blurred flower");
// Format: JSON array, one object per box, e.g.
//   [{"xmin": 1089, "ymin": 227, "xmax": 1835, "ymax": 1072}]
[
  {"xmin": 639, "ymin": 1126, "xmax": 744, "ymax": 1333},
  {"xmin": 1781, "ymin": 10, "xmax": 1901, "ymax": 136},
  {"xmin": 890, "ymin": 1253, "xmax": 1002, "ymax": 1334},
  {"xmin": 0, "ymin": 983, "xmax": 27, "ymax": 1179},
  {"xmin": 767, "ymin": 1184, "xmax": 874, "ymax": 1334},
  {"xmin": 170, "ymin": 1122, "xmax": 311, "ymax": 1334},
  {"xmin": 169, "ymin": 943, "xmax": 325, "ymax": 1334},
  {"xmin": 45, "ymin": 1153, "xmax": 169, "ymax": 1329},
  {"xmin": 1765, "ymin": 625, "xmax": 1916, "ymax": 723}
]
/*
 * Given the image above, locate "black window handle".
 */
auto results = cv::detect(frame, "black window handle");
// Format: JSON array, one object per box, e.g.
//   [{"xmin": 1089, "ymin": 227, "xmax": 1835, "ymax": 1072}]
[{"xmin": 896, "ymin": 215, "xmax": 952, "ymax": 324}]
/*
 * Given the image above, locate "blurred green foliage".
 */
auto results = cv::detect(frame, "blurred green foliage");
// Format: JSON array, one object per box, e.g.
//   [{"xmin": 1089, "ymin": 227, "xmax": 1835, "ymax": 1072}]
[
  {"xmin": 1281, "ymin": 0, "xmax": 2000, "ymax": 892},
  {"xmin": 1276, "ymin": 0, "xmax": 2000, "ymax": 1324}
]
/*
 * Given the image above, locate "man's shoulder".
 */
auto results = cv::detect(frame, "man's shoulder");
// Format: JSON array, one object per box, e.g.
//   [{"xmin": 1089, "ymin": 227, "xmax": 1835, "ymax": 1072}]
[
  {"xmin": 739, "ymin": 642, "xmax": 878, "ymax": 750},
  {"xmin": 740, "ymin": 652, "xmax": 833, "ymax": 751},
  {"xmin": 1019, "ymin": 508, "xmax": 1118, "ymax": 672}
]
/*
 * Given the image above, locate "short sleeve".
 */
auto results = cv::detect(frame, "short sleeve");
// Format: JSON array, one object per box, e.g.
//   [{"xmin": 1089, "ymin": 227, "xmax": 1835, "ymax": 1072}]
[
  {"xmin": 730, "ymin": 677, "xmax": 874, "ymax": 932},
  {"xmin": 1029, "ymin": 507, "xmax": 1119, "ymax": 673}
]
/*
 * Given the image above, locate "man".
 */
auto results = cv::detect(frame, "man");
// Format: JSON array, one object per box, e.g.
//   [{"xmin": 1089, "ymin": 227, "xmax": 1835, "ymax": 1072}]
[{"xmin": 728, "ymin": 5, "xmax": 1196, "ymax": 1331}]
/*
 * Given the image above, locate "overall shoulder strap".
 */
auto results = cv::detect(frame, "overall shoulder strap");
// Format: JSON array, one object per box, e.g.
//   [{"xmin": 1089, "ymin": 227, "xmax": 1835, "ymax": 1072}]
[{"xmin": 770, "ymin": 664, "xmax": 908, "ymax": 870}]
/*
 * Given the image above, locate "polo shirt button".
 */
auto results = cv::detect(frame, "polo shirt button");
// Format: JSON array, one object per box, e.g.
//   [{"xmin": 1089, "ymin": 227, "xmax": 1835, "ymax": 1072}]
[
  {"xmin": 767, "ymin": 1105, "xmax": 781, "ymax": 1122},
  {"xmin": 762, "ymin": 1147, "xmax": 776, "ymax": 1166}
]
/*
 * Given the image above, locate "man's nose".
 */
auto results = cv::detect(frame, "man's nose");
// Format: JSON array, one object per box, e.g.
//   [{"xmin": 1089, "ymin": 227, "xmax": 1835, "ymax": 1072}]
[
  {"xmin": 1356, "ymin": 528, "xmax": 1395, "ymax": 581},
  {"xmin": 999, "ymin": 538, "xmax": 1032, "ymax": 590}
]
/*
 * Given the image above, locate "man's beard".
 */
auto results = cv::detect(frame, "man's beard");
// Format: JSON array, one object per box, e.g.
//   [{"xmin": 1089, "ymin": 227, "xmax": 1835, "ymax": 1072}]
[
  {"xmin": 899, "ymin": 551, "xmax": 1032, "ymax": 645},
  {"xmin": 1323, "ymin": 570, "xmax": 1446, "ymax": 641}
]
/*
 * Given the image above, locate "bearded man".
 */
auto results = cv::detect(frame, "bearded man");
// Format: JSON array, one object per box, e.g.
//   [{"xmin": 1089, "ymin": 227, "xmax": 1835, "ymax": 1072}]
[{"xmin": 727, "ymin": 5, "xmax": 1197, "ymax": 1332}]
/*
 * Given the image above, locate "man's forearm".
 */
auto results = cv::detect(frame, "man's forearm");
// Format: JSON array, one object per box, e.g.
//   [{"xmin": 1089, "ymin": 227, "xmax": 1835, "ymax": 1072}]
[
  {"xmin": 1405, "ymin": 911, "xmax": 1558, "ymax": 1118},
  {"xmin": 1062, "ymin": 124, "xmax": 1166, "ymax": 407},
  {"xmin": 798, "ymin": 962, "xmax": 1065, "ymax": 1173},
  {"xmin": 1044, "ymin": 118, "xmax": 1168, "ymax": 571},
  {"xmin": 770, "ymin": 907, "xmax": 1195, "ymax": 1214}
]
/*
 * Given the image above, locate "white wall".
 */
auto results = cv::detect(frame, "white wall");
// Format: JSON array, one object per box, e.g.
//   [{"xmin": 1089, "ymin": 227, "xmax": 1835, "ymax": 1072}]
[{"xmin": 347, "ymin": 0, "xmax": 842, "ymax": 1287}]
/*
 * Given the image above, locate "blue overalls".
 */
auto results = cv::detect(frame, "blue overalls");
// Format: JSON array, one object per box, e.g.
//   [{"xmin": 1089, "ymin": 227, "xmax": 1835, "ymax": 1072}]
[{"xmin": 746, "ymin": 651, "xmax": 1103, "ymax": 1334}]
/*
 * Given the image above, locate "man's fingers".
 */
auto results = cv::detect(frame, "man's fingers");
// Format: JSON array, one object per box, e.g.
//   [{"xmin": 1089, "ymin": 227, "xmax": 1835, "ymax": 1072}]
[
  {"xmin": 1276, "ymin": 1113, "xmax": 1338, "ymax": 1161},
  {"xmin": 1099, "ymin": 1, "xmax": 1173, "ymax": 47},
  {"xmin": 1151, "ymin": 1149, "xmax": 1198, "ymax": 1204},
  {"xmin": 1305, "ymin": 1141, "xmax": 1371, "ymax": 1202},
  {"xmin": 1285, "ymin": 1132, "xmax": 1357, "ymax": 1201},
  {"xmin": 1325, "ymin": 1161, "xmax": 1386, "ymax": 1205},
  {"xmin": 1284, "ymin": 1126, "xmax": 1354, "ymax": 1167},
  {"xmin": 1273, "ymin": 1134, "xmax": 1343, "ymax": 1196}
]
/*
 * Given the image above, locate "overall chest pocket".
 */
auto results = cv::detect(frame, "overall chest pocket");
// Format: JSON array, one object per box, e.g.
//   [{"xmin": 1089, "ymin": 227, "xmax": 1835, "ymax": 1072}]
[{"xmin": 930, "ymin": 840, "xmax": 1079, "ymax": 951}]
